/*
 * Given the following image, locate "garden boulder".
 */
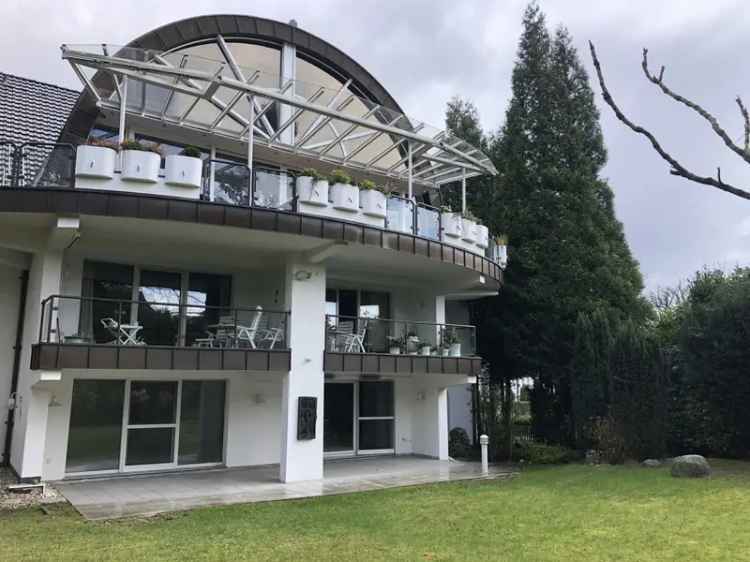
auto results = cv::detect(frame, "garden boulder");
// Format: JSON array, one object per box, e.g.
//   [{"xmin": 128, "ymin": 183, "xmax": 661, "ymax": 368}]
[
  {"xmin": 641, "ymin": 459, "xmax": 661, "ymax": 468},
  {"xmin": 670, "ymin": 454, "xmax": 711, "ymax": 478}
]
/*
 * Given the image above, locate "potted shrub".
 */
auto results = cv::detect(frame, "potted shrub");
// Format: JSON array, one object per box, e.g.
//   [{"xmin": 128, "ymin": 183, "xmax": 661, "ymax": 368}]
[
  {"xmin": 359, "ymin": 179, "xmax": 387, "ymax": 218},
  {"xmin": 388, "ymin": 336, "xmax": 402, "ymax": 355},
  {"xmin": 165, "ymin": 145, "xmax": 202, "ymax": 188},
  {"xmin": 441, "ymin": 205, "xmax": 462, "ymax": 238},
  {"xmin": 420, "ymin": 343, "xmax": 432, "ymax": 356},
  {"xmin": 296, "ymin": 168, "xmax": 328, "ymax": 206},
  {"xmin": 442, "ymin": 328, "xmax": 462, "ymax": 357},
  {"xmin": 462, "ymin": 210, "xmax": 478, "ymax": 243},
  {"xmin": 329, "ymin": 169, "xmax": 358, "ymax": 212},
  {"xmin": 120, "ymin": 140, "xmax": 161, "ymax": 183},
  {"xmin": 75, "ymin": 138, "xmax": 118, "ymax": 179},
  {"xmin": 406, "ymin": 331, "xmax": 420, "ymax": 355}
]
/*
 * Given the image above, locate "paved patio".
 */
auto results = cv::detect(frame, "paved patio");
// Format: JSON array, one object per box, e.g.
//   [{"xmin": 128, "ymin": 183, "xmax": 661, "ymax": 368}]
[{"xmin": 55, "ymin": 456, "xmax": 516, "ymax": 520}]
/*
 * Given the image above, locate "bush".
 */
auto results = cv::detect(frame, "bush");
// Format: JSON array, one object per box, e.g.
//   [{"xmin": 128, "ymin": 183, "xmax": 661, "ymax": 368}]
[
  {"xmin": 515, "ymin": 442, "xmax": 574, "ymax": 464},
  {"xmin": 449, "ymin": 427, "xmax": 471, "ymax": 458}
]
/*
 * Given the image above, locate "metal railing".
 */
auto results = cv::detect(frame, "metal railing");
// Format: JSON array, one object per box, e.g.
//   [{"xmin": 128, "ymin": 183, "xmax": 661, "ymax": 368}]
[
  {"xmin": 325, "ymin": 314, "xmax": 476, "ymax": 357},
  {"xmin": 40, "ymin": 295, "xmax": 289, "ymax": 350},
  {"xmin": 0, "ymin": 140, "xmax": 506, "ymax": 266},
  {"xmin": 0, "ymin": 142, "xmax": 75, "ymax": 188}
]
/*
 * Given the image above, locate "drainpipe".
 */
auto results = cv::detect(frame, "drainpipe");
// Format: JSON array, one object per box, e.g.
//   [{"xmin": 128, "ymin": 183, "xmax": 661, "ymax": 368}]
[{"xmin": 3, "ymin": 269, "xmax": 29, "ymax": 467}]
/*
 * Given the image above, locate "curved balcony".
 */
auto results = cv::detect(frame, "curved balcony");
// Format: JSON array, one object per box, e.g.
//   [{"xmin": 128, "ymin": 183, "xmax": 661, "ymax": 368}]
[{"xmin": 0, "ymin": 143, "xmax": 507, "ymax": 285}]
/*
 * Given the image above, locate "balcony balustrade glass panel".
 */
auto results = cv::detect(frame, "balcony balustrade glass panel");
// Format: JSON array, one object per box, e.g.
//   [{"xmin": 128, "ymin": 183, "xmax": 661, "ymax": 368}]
[
  {"xmin": 325, "ymin": 315, "xmax": 476, "ymax": 357},
  {"xmin": 253, "ymin": 167, "xmax": 294, "ymax": 211},
  {"xmin": 416, "ymin": 203, "xmax": 440, "ymax": 240}
]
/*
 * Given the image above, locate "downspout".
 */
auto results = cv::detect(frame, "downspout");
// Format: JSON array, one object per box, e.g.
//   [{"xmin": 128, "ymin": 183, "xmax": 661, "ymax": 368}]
[{"xmin": 3, "ymin": 269, "xmax": 29, "ymax": 466}]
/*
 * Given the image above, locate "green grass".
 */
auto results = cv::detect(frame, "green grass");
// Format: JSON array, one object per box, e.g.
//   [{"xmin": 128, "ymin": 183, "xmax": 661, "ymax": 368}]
[{"xmin": 3, "ymin": 460, "xmax": 750, "ymax": 561}]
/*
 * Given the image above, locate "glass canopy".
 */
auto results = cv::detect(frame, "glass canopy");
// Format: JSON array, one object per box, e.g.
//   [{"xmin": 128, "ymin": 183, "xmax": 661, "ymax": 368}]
[{"xmin": 61, "ymin": 41, "xmax": 497, "ymax": 187}]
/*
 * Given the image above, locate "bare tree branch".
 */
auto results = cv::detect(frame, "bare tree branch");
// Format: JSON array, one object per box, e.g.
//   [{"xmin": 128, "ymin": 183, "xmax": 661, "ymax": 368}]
[
  {"xmin": 737, "ymin": 96, "xmax": 750, "ymax": 153},
  {"xmin": 588, "ymin": 41, "xmax": 750, "ymax": 201},
  {"xmin": 642, "ymin": 48, "xmax": 750, "ymax": 166}
]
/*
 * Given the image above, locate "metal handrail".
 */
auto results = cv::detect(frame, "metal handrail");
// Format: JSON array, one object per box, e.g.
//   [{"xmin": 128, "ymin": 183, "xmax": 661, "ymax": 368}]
[{"xmin": 39, "ymin": 294, "xmax": 290, "ymax": 348}]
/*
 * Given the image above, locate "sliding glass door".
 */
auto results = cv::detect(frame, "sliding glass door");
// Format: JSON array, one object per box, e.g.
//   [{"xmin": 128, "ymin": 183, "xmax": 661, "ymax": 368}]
[
  {"xmin": 323, "ymin": 381, "xmax": 394, "ymax": 457},
  {"xmin": 358, "ymin": 382, "xmax": 395, "ymax": 454},
  {"xmin": 66, "ymin": 379, "xmax": 227, "ymax": 475}
]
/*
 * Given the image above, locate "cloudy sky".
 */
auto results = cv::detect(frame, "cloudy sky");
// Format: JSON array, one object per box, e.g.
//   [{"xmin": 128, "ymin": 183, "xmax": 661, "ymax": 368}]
[{"xmin": 1, "ymin": 0, "xmax": 748, "ymax": 293}]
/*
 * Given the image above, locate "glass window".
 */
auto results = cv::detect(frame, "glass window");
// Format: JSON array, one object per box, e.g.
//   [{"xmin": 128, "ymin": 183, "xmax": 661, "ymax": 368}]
[
  {"xmin": 138, "ymin": 270, "xmax": 182, "ymax": 346},
  {"xmin": 81, "ymin": 261, "xmax": 134, "ymax": 344},
  {"xmin": 359, "ymin": 381, "xmax": 394, "ymax": 417},
  {"xmin": 128, "ymin": 381, "xmax": 178, "ymax": 425},
  {"xmin": 66, "ymin": 380, "xmax": 125, "ymax": 473},
  {"xmin": 126, "ymin": 428, "xmax": 175, "ymax": 466},
  {"xmin": 323, "ymin": 383, "xmax": 354, "ymax": 453},
  {"xmin": 178, "ymin": 381, "xmax": 226, "ymax": 464},
  {"xmin": 185, "ymin": 274, "xmax": 232, "ymax": 347},
  {"xmin": 358, "ymin": 419, "xmax": 394, "ymax": 450}
]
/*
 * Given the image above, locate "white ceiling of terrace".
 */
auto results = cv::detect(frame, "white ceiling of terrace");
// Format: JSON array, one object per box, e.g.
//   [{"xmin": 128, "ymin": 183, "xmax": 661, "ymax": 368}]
[{"xmin": 61, "ymin": 39, "xmax": 497, "ymax": 187}]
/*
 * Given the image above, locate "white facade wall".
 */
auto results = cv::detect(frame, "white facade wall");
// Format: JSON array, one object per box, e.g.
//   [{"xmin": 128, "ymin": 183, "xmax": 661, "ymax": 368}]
[
  {"xmin": 11, "ymin": 247, "xmax": 63, "ymax": 479},
  {"xmin": 446, "ymin": 300, "xmax": 476, "ymax": 441}
]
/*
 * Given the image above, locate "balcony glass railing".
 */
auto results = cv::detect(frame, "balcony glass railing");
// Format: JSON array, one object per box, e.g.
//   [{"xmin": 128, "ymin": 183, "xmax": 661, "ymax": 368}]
[
  {"xmin": 40, "ymin": 295, "xmax": 289, "ymax": 350},
  {"xmin": 325, "ymin": 314, "xmax": 476, "ymax": 357},
  {"xmin": 1, "ymin": 143, "xmax": 507, "ymax": 266}
]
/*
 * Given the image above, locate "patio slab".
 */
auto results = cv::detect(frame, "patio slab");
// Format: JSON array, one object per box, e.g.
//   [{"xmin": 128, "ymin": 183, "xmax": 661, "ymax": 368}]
[{"xmin": 55, "ymin": 456, "xmax": 516, "ymax": 520}]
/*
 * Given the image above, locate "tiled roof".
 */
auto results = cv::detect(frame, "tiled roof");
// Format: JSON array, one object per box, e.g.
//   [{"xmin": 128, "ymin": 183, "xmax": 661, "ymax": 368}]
[
  {"xmin": 0, "ymin": 72, "xmax": 80, "ymax": 185},
  {"xmin": 0, "ymin": 72, "xmax": 79, "ymax": 144}
]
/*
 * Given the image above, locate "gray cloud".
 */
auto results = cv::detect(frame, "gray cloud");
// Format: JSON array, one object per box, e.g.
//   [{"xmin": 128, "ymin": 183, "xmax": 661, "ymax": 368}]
[{"xmin": 0, "ymin": 0, "xmax": 747, "ymax": 292}]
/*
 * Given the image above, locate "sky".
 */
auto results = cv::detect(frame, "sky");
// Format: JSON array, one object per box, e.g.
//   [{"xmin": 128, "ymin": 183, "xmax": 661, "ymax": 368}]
[{"xmin": 1, "ymin": 0, "xmax": 748, "ymax": 294}]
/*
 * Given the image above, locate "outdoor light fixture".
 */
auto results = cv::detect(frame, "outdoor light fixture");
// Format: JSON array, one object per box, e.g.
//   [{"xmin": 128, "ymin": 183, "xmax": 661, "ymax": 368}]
[{"xmin": 294, "ymin": 270, "xmax": 312, "ymax": 281}]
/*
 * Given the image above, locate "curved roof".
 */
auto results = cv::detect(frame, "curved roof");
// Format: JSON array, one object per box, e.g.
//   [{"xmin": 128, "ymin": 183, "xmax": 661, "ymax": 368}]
[{"xmin": 59, "ymin": 14, "xmax": 403, "ymax": 146}]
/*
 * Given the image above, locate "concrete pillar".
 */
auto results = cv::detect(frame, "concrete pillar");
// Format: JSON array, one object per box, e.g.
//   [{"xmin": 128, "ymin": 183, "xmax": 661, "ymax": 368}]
[
  {"xmin": 412, "ymin": 378, "xmax": 449, "ymax": 460},
  {"xmin": 11, "ymin": 246, "xmax": 63, "ymax": 479},
  {"xmin": 279, "ymin": 261, "xmax": 326, "ymax": 482}
]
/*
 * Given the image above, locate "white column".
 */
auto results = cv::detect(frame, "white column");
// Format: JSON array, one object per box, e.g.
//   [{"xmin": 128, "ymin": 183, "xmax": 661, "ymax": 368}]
[
  {"xmin": 279, "ymin": 261, "xmax": 326, "ymax": 482},
  {"xmin": 11, "ymin": 246, "xmax": 63, "ymax": 479},
  {"xmin": 461, "ymin": 168, "xmax": 466, "ymax": 213}
]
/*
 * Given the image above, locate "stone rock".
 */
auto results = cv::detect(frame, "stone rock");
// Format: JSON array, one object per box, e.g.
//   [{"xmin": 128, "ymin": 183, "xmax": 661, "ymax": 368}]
[
  {"xmin": 641, "ymin": 459, "xmax": 661, "ymax": 468},
  {"xmin": 670, "ymin": 454, "xmax": 711, "ymax": 478},
  {"xmin": 585, "ymin": 449, "xmax": 601, "ymax": 465}
]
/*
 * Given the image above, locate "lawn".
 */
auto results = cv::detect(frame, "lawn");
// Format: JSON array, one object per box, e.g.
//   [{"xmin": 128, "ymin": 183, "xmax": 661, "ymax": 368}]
[{"xmin": 3, "ymin": 460, "xmax": 750, "ymax": 561}]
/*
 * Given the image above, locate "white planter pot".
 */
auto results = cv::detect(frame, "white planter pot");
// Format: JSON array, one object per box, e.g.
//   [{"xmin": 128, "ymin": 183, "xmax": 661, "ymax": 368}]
[
  {"xmin": 462, "ymin": 219, "xmax": 477, "ymax": 243},
  {"xmin": 297, "ymin": 177, "xmax": 328, "ymax": 206},
  {"xmin": 420, "ymin": 345, "xmax": 432, "ymax": 356},
  {"xmin": 164, "ymin": 155, "xmax": 202, "ymax": 188},
  {"xmin": 75, "ymin": 145, "xmax": 116, "ymax": 179},
  {"xmin": 360, "ymin": 189, "xmax": 386, "ymax": 218},
  {"xmin": 475, "ymin": 224, "xmax": 489, "ymax": 249},
  {"xmin": 442, "ymin": 212, "xmax": 462, "ymax": 238},
  {"xmin": 389, "ymin": 346, "xmax": 401, "ymax": 355},
  {"xmin": 441, "ymin": 348, "xmax": 450, "ymax": 357},
  {"xmin": 449, "ymin": 343, "xmax": 462, "ymax": 357},
  {"xmin": 331, "ymin": 182, "xmax": 359, "ymax": 212},
  {"xmin": 121, "ymin": 150, "xmax": 160, "ymax": 183}
]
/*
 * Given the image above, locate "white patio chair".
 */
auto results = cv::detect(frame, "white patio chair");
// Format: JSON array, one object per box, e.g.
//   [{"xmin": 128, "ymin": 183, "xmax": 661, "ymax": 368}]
[
  {"xmin": 343, "ymin": 319, "xmax": 368, "ymax": 353},
  {"xmin": 234, "ymin": 306, "xmax": 264, "ymax": 349},
  {"xmin": 100, "ymin": 317, "xmax": 120, "ymax": 344}
]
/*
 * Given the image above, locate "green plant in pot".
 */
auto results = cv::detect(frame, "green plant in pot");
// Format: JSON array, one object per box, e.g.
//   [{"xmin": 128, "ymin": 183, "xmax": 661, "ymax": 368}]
[
  {"xmin": 441, "ymin": 327, "xmax": 462, "ymax": 357},
  {"xmin": 180, "ymin": 145, "xmax": 202, "ymax": 158},
  {"xmin": 120, "ymin": 140, "xmax": 162, "ymax": 155},
  {"xmin": 329, "ymin": 168, "xmax": 352, "ymax": 185},
  {"xmin": 299, "ymin": 167, "xmax": 323, "ymax": 180}
]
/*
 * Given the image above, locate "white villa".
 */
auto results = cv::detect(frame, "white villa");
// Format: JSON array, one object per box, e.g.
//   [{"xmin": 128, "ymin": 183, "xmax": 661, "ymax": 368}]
[{"xmin": 0, "ymin": 15, "xmax": 503, "ymax": 485}]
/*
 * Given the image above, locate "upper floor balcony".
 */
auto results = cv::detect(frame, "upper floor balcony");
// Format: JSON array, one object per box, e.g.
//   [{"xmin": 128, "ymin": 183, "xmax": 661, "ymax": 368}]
[{"xmin": 32, "ymin": 294, "xmax": 291, "ymax": 372}]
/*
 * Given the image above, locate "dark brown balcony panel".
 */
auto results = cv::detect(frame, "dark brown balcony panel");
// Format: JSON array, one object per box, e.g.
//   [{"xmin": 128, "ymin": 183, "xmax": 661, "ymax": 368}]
[
  {"xmin": 324, "ymin": 352, "xmax": 481, "ymax": 375},
  {"xmin": 30, "ymin": 343, "xmax": 290, "ymax": 372},
  {"xmin": 0, "ymin": 189, "xmax": 503, "ymax": 285}
]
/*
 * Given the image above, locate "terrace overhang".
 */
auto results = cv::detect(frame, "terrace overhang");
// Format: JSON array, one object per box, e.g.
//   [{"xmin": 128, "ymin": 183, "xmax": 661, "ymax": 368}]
[{"xmin": 60, "ymin": 42, "xmax": 497, "ymax": 189}]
